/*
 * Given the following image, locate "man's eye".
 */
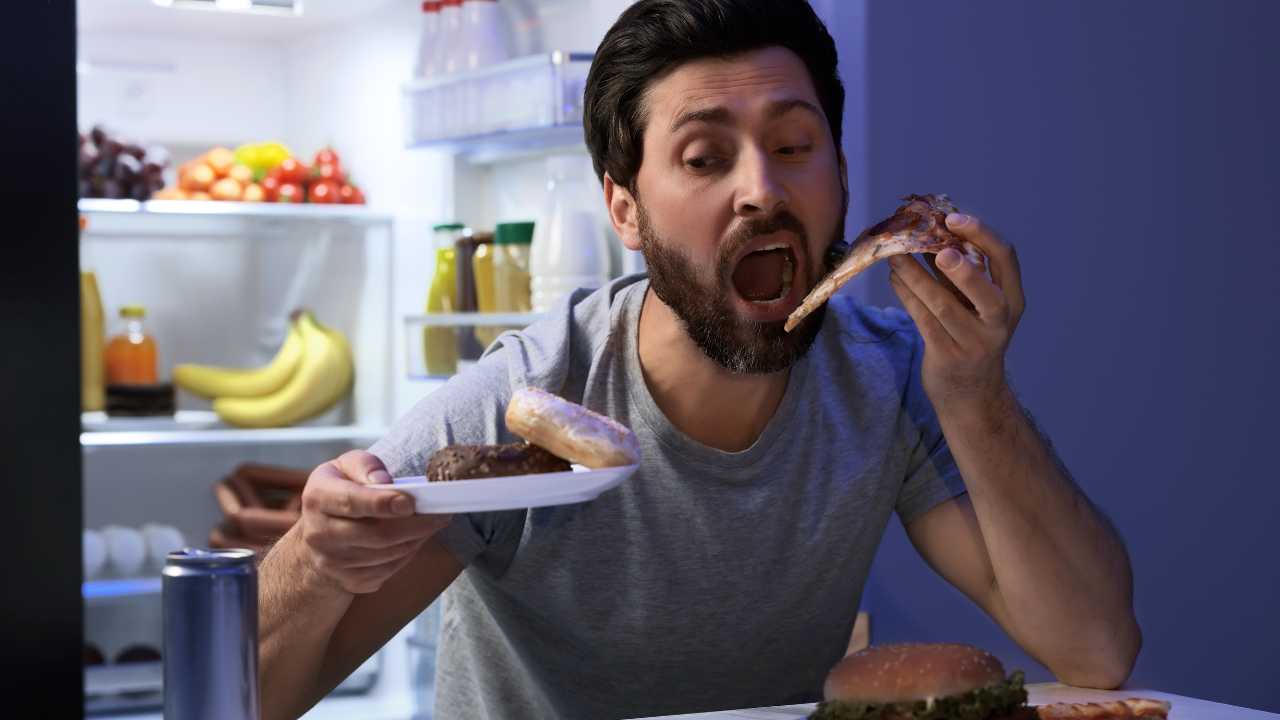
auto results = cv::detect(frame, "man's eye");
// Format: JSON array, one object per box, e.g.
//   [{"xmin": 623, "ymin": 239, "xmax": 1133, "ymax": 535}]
[
  {"xmin": 777, "ymin": 144, "xmax": 813, "ymax": 157},
  {"xmin": 685, "ymin": 155, "xmax": 721, "ymax": 170}
]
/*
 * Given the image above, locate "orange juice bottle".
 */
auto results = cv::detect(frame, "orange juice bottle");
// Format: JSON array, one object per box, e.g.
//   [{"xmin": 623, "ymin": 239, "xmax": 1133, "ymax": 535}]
[{"xmin": 105, "ymin": 305, "xmax": 158, "ymax": 384}]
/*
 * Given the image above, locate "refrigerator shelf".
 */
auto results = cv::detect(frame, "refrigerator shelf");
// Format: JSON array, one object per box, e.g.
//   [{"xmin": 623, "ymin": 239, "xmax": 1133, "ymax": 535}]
[
  {"xmin": 403, "ymin": 51, "xmax": 592, "ymax": 160},
  {"xmin": 78, "ymin": 198, "xmax": 393, "ymax": 237},
  {"xmin": 81, "ymin": 424, "xmax": 387, "ymax": 449},
  {"xmin": 83, "ymin": 577, "xmax": 162, "ymax": 603},
  {"xmin": 405, "ymin": 311, "xmax": 546, "ymax": 327},
  {"xmin": 403, "ymin": 312, "xmax": 546, "ymax": 380}
]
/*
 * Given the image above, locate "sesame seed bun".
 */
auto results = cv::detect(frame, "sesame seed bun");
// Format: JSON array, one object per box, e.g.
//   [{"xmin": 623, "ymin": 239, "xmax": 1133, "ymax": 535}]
[{"xmin": 823, "ymin": 643, "xmax": 1007, "ymax": 704}]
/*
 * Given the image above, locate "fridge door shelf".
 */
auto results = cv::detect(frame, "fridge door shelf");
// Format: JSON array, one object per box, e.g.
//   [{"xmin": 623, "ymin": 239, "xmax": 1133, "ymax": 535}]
[
  {"xmin": 84, "ymin": 577, "xmax": 163, "ymax": 604},
  {"xmin": 404, "ymin": 312, "xmax": 545, "ymax": 380},
  {"xmin": 402, "ymin": 51, "xmax": 593, "ymax": 159}
]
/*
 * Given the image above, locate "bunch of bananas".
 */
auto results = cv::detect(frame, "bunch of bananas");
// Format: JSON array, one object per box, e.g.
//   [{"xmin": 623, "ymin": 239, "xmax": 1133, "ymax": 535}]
[{"xmin": 173, "ymin": 310, "xmax": 354, "ymax": 429}]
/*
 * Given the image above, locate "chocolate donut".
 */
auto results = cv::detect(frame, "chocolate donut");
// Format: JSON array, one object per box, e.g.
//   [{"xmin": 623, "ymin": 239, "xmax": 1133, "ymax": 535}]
[{"xmin": 426, "ymin": 442, "xmax": 571, "ymax": 482}]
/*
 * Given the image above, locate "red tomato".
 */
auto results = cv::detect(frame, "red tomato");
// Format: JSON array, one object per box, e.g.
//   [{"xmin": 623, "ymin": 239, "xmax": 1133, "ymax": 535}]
[
  {"xmin": 276, "ymin": 157, "xmax": 309, "ymax": 185},
  {"xmin": 338, "ymin": 184, "xmax": 365, "ymax": 205},
  {"xmin": 312, "ymin": 162, "xmax": 344, "ymax": 184},
  {"xmin": 308, "ymin": 179, "xmax": 341, "ymax": 204},
  {"xmin": 259, "ymin": 175, "xmax": 281, "ymax": 202},
  {"xmin": 276, "ymin": 182, "xmax": 303, "ymax": 203},
  {"xmin": 313, "ymin": 147, "xmax": 341, "ymax": 172}
]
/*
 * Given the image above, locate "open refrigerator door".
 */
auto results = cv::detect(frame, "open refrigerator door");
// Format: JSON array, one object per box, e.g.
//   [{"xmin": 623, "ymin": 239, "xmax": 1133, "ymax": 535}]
[
  {"xmin": 76, "ymin": 1, "xmax": 630, "ymax": 718},
  {"xmin": 76, "ymin": 0, "xmax": 865, "ymax": 717}
]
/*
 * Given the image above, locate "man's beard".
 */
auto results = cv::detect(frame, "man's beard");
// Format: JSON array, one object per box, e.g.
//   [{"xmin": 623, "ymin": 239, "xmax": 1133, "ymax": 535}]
[{"xmin": 638, "ymin": 200, "xmax": 847, "ymax": 375}]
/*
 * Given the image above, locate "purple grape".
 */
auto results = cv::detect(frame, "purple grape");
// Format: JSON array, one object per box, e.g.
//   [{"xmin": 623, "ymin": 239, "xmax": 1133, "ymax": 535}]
[{"xmin": 114, "ymin": 153, "xmax": 142, "ymax": 181}]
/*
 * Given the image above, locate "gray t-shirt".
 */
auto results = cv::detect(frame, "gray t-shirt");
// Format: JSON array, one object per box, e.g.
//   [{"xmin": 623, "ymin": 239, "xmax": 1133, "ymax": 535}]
[{"xmin": 370, "ymin": 275, "xmax": 965, "ymax": 720}]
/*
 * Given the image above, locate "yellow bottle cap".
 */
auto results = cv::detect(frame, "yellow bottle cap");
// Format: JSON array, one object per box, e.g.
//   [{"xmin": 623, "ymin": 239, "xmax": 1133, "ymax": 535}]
[{"xmin": 119, "ymin": 305, "xmax": 147, "ymax": 318}]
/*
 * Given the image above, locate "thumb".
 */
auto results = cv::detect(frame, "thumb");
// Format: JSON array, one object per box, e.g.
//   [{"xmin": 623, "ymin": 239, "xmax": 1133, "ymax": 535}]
[{"xmin": 335, "ymin": 450, "xmax": 392, "ymax": 486}]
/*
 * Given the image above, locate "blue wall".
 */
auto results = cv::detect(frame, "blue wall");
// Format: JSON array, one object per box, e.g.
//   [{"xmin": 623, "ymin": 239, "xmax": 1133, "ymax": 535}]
[{"xmin": 855, "ymin": 1, "xmax": 1280, "ymax": 713}]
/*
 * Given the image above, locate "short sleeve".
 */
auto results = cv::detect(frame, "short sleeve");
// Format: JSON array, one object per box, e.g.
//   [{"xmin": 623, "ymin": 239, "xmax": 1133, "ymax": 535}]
[
  {"xmin": 894, "ymin": 321, "xmax": 967, "ymax": 524},
  {"xmin": 367, "ymin": 348, "xmax": 525, "ymax": 567}
]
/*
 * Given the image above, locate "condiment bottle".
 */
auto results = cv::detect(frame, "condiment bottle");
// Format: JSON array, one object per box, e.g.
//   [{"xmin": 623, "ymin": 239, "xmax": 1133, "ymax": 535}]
[
  {"xmin": 469, "ymin": 232, "xmax": 501, "ymax": 348},
  {"xmin": 493, "ymin": 220, "xmax": 534, "ymax": 313},
  {"xmin": 454, "ymin": 231, "xmax": 492, "ymax": 362},
  {"xmin": 423, "ymin": 223, "xmax": 466, "ymax": 376},
  {"xmin": 80, "ymin": 216, "xmax": 106, "ymax": 411},
  {"xmin": 105, "ymin": 305, "xmax": 158, "ymax": 385}
]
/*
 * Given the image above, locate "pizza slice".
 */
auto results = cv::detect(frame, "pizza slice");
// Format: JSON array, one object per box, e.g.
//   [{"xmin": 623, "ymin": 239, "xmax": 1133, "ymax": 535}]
[{"xmin": 784, "ymin": 193, "xmax": 985, "ymax": 332}]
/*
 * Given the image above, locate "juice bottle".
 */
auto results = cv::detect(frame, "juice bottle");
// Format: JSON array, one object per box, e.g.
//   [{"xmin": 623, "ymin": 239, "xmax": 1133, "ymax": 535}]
[{"xmin": 105, "ymin": 305, "xmax": 158, "ymax": 384}]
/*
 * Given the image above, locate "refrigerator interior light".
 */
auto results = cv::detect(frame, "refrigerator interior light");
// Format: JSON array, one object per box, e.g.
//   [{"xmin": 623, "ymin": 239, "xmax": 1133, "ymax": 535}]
[{"xmin": 149, "ymin": 0, "xmax": 303, "ymax": 16}]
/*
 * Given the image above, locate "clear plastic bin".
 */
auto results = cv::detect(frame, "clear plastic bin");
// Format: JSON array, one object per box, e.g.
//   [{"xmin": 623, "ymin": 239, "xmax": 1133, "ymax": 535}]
[{"xmin": 403, "ymin": 52, "xmax": 593, "ymax": 147}]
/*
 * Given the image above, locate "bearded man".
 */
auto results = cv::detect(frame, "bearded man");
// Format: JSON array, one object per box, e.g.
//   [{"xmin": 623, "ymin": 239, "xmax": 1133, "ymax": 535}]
[{"xmin": 256, "ymin": 2, "xmax": 1141, "ymax": 719}]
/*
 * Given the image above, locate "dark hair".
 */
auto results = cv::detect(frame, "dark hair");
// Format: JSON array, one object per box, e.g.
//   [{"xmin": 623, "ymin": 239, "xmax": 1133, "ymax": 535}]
[{"xmin": 583, "ymin": 0, "xmax": 844, "ymax": 192}]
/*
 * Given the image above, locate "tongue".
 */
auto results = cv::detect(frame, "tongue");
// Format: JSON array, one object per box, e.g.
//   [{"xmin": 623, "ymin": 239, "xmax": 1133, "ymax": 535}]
[{"xmin": 732, "ymin": 249, "xmax": 787, "ymax": 302}]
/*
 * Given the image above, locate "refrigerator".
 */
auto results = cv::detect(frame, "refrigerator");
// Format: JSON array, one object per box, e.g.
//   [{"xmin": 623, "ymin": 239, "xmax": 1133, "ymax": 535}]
[{"xmin": 67, "ymin": 0, "xmax": 867, "ymax": 717}]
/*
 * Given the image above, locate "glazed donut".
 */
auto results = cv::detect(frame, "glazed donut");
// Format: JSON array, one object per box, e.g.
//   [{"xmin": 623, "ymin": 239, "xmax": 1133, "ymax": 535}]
[{"xmin": 504, "ymin": 387, "xmax": 640, "ymax": 469}]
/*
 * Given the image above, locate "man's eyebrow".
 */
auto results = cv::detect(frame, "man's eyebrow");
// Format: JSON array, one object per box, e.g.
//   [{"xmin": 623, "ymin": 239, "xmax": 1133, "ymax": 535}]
[
  {"xmin": 668, "ymin": 98, "xmax": 823, "ymax": 134},
  {"xmin": 669, "ymin": 106, "xmax": 733, "ymax": 134}
]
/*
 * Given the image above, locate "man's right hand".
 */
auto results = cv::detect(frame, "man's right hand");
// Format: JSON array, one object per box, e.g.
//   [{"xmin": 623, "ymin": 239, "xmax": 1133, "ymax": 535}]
[{"xmin": 298, "ymin": 450, "xmax": 451, "ymax": 595}]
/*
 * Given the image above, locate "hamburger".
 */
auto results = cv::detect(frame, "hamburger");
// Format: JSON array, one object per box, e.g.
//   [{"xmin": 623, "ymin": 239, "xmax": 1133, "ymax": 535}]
[{"xmin": 810, "ymin": 643, "xmax": 1032, "ymax": 720}]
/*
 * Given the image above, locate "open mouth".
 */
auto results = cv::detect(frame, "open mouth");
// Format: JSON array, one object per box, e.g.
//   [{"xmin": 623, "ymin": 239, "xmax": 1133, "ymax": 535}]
[{"xmin": 731, "ymin": 243, "xmax": 797, "ymax": 305}]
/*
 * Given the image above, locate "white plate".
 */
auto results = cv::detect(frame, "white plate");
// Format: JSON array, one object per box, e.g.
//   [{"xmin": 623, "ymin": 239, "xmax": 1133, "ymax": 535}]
[
  {"xmin": 380, "ymin": 464, "xmax": 639, "ymax": 513},
  {"xmin": 81, "ymin": 410, "xmax": 221, "ymax": 432}
]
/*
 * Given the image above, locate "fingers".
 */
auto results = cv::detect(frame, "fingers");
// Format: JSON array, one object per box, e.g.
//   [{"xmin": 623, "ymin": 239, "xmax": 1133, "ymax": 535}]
[
  {"xmin": 889, "ymin": 255, "xmax": 981, "ymax": 345},
  {"xmin": 945, "ymin": 213, "xmax": 1025, "ymax": 323},
  {"xmin": 313, "ymin": 513, "xmax": 453, "ymax": 551},
  {"xmin": 889, "ymin": 262, "xmax": 957, "ymax": 353},
  {"xmin": 295, "ymin": 451, "xmax": 455, "ymax": 595},
  {"xmin": 303, "ymin": 455, "xmax": 413, "ymax": 520},
  {"xmin": 335, "ymin": 449, "xmax": 393, "ymax": 486},
  {"xmin": 930, "ymin": 247, "xmax": 1006, "ymax": 322}
]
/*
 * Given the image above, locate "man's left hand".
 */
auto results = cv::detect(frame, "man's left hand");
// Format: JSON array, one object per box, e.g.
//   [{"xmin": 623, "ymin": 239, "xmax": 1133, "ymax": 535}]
[{"xmin": 887, "ymin": 212, "xmax": 1025, "ymax": 417}]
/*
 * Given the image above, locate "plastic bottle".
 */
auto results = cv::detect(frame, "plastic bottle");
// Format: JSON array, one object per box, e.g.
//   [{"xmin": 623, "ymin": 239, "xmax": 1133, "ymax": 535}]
[
  {"xmin": 80, "ymin": 216, "xmax": 106, "ymax": 411},
  {"xmin": 471, "ymin": 232, "xmax": 500, "ymax": 348},
  {"xmin": 530, "ymin": 155, "xmax": 610, "ymax": 312},
  {"xmin": 460, "ymin": 0, "xmax": 513, "ymax": 72},
  {"xmin": 415, "ymin": 1, "xmax": 443, "ymax": 79},
  {"xmin": 439, "ymin": 0, "xmax": 465, "ymax": 75},
  {"xmin": 493, "ymin": 220, "xmax": 534, "ymax": 313},
  {"xmin": 105, "ymin": 305, "xmax": 158, "ymax": 385},
  {"xmin": 423, "ymin": 223, "xmax": 467, "ymax": 377},
  {"xmin": 454, "ymin": 231, "xmax": 491, "ymax": 362}
]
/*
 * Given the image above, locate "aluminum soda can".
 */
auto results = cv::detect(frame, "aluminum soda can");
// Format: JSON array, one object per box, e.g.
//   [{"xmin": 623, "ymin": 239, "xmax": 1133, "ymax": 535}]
[{"xmin": 163, "ymin": 548, "xmax": 259, "ymax": 720}]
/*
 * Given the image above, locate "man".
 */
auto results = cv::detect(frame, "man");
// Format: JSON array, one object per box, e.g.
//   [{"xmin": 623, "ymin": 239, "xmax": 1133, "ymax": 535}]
[{"xmin": 258, "ymin": 1, "xmax": 1142, "ymax": 718}]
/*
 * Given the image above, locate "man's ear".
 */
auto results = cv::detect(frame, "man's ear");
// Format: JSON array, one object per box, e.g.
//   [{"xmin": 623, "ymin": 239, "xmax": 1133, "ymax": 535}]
[{"xmin": 604, "ymin": 173, "xmax": 642, "ymax": 252}]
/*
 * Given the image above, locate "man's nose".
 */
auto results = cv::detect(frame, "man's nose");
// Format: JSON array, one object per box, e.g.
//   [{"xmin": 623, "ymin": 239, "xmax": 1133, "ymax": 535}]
[{"xmin": 733, "ymin": 147, "xmax": 787, "ymax": 218}]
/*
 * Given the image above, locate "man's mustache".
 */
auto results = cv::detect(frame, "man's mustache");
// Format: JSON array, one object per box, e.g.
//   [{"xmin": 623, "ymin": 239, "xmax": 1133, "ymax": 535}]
[{"xmin": 719, "ymin": 211, "xmax": 811, "ymax": 272}]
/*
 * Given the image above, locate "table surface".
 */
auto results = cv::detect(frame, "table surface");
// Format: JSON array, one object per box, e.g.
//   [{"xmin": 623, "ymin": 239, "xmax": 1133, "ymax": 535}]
[{"xmin": 630, "ymin": 683, "xmax": 1280, "ymax": 720}]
